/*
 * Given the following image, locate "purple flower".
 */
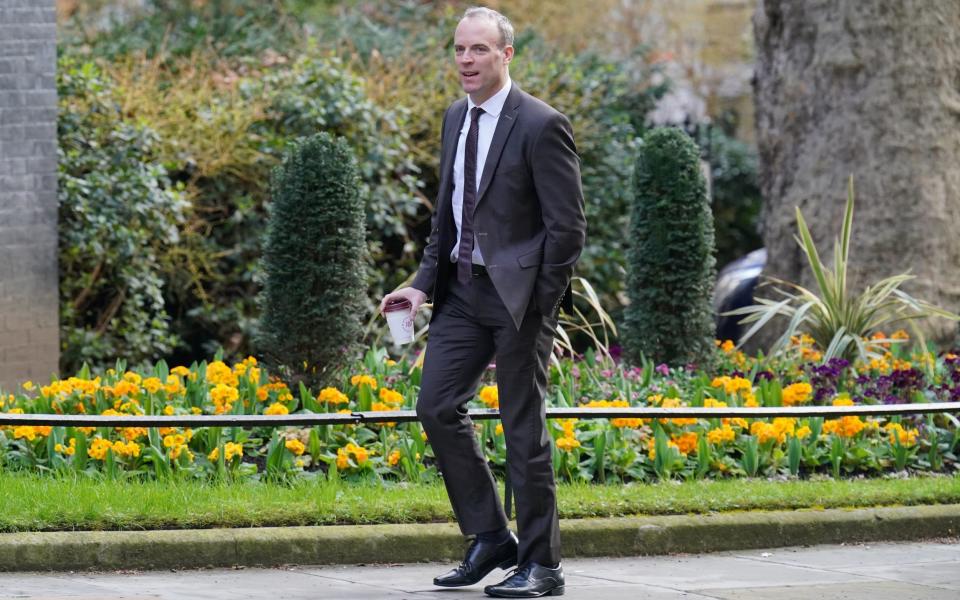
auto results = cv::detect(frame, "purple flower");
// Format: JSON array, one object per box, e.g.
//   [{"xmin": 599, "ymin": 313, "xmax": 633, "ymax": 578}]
[
  {"xmin": 655, "ymin": 363, "xmax": 670, "ymax": 376},
  {"xmin": 609, "ymin": 344, "xmax": 623, "ymax": 361}
]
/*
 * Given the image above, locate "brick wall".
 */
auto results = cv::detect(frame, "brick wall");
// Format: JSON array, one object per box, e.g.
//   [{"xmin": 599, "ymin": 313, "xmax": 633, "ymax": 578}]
[{"xmin": 0, "ymin": 0, "xmax": 59, "ymax": 391}]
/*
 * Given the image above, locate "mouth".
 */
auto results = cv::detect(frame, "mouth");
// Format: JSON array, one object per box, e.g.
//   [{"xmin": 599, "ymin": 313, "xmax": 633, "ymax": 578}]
[{"xmin": 461, "ymin": 71, "xmax": 479, "ymax": 79}]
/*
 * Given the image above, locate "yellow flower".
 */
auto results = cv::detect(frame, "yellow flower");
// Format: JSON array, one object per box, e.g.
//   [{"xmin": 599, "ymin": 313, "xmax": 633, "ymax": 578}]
[
  {"xmin": 264, "ymin": 402, "xmax": 289, "ymax": 416},
  {"xmin": 479, "ymin": 385, "xmax": 499, "ymax": 408},
  {"xmin": 344, "ymin": 442, "xmax": 369, "ymax": 463},
  {"xmin": 22, "ymin": 381, "xmax": 34, "ymax": 391},
  {"xmin": 206, "ymin": 361, "xmax": 239, "ymax": 387},
  {"xmin": 112, "ymin": 439, "xmax": 141, "ymax": 458},
  {"xmin": 673, "ymin": 432, "xmax": 699, "ymax": 455},
  {"xmin": 318, "ymin": 387, "xmax": 349, "ymax": 405},
  {"xmin": 88, "ymin": 438, "xmax": 113, "ymax": 460},
  {"xmin": 336, "ymin": 448, "xmax": 350, "ymax": 470},
  {"xmin": 884, "ymin": 422, "xmax": 919, "ymax": 446},
  {"xmin": 750, "ymin": 421, "xmax": 780, "ymax": 444},
  {"xmin": 208, "ymin": 441, "xmax": 244, "ymax": 462},
  {"xmin": 378, "ymin": 387, "xmax": 404, "ymax": 405},
  {"xmin": 211, "ymin": 384, "xmax": 239, "ymax": 405},
  {"xmin": 163, "ymin": 434, "xmax": 177, "ymax": 448},
  {"xmin": 495, "ymin": 423, "xmax": 504, "ymax": 436},
  {"xmin": 388, "ymin": 449, "xmax": 401, "ymax": 466},
  {"xmin": 823, "ymin": 415, "xmax": 865, "ymax": 438},
  {"xmin": 646, "ymin": 437, "xmax": 680, "ymax": 460},
  {"xmin": 832, "ymin": 393, "xmax": 854, "ymax": 407},
  {"xmin": 122, "ymin": 372, "xmax": 142, "ymax": 385},
  {"xmin": 710, "ymin": 376, "xmax": 753, "ymax": 396},
  {"xmin": 285, "ymin": 439, "xmax": 306, "ymax": 456},
  {"xmin": 225, "ymin": 441, "xmax": 243, "ymax": 460},
  {"xmin": 350, "ymin": 374, "xmax": 378, "ymax": 390},
  {"xmin": 164, "ymin": 375, "xmax": 185, "ymax": 395},
  {"xmin": 707, "ymin": 425, "xmax": 736, "ymax": 444},
  {"xmin": 143, "ymin": 377, "xmax": 163, "ymax": 394},
  {"xmin": 121, "ymin": 427, "xmax": 147, "ymax": 441},
  {"xmin": 163, "ymin": 405, "xmax": 175, "ymax": 416},
  {"xmin": 781, "ymin": 383, "xmax": 812, "ymax": 406},
  {"xmin": 171, "ymin": 366, "xmax": 191, "ymax": 377},
  {"xmin": 555, "ymin": 436, "xmax": 581, "ymax": 451},
  {"xmin": 170, "ymin": 444, "xmax": 192, "ymax": 461},
  {"xmin": 13, "ymin": 426, "xmax": 36, "ymax": 441},
  {"xmin": 718, "ymin": 339, "xmax": 735, "ymax": 353}
]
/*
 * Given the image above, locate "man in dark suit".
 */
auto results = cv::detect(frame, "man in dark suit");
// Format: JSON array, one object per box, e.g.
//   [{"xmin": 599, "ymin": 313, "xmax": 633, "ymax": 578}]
[{"xmin": 380, "ymin": 7, "xmax": 585, "ymax": 598}]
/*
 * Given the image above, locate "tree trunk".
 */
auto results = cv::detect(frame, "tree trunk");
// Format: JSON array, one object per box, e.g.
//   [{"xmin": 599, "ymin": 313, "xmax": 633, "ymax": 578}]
[{"xmin": 753, "ymin": 0, "xmax": 960, "ymax": 346}]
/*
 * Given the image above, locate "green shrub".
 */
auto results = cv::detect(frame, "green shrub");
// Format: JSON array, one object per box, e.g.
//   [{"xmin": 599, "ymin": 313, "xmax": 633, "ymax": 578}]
[
  {"xmin": 60, "ymin": 0, "xmax": 304, "ymax": 62},
  {"xmin": 624, "ymin": 127, "xmax": 716, "ymax": 367},
  {"xmin": 57, "ymin": 57, "xmax": 187, "ymax": 373},
  {"xmin": 258, "ymin": 133, "xmax": 367, "ymax": 387}
]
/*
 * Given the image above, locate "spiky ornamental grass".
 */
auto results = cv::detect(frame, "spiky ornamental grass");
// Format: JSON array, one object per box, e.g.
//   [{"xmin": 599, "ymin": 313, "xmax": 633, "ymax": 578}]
[
  {"xmin": 258, "ymin": 133, "xmax": 367, "ymax": 388},
  {"xmin": 625, "ymin": 127, "xmax": 717, "ymax": 367}
]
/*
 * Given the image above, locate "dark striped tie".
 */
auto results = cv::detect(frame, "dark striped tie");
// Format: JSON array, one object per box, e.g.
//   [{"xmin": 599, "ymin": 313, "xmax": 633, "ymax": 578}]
[{"xmin": 457, "ymin": 106, "xmax": 484, "ymax": 284}]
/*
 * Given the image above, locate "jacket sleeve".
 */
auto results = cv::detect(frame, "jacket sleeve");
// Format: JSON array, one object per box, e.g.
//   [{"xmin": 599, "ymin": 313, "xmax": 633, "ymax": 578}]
[
  {"xmin": 410, "ymin": 108, "xmax": 451, "ymax": 300},
  {"xmin": 531, "ymin": 113, "xmax": 587, "ymax": 317}
]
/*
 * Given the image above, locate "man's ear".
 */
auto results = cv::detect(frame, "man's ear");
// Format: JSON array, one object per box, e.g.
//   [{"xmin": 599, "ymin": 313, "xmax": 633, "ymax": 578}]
[{"xmin": 503, "ymin": 45, "xmax": 514, "ymax": 64}]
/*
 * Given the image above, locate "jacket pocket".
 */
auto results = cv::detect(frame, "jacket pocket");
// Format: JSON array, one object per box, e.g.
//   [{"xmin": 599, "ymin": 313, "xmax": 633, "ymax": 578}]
[{"xmin": 517, "ymin": 248, "xmax": 543, "ymax": 269}]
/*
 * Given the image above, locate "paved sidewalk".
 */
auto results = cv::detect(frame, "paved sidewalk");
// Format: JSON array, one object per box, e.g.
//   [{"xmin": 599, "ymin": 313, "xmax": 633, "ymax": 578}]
[{"xmin": 2, "ymin": 539, "xmax": 958, "ymax": 600}]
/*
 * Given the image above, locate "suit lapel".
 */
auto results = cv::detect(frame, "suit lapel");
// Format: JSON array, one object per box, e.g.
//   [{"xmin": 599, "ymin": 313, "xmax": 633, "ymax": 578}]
[{"xmin": 473, "ymin": 85, "xmax": 522, "ymax": 214}]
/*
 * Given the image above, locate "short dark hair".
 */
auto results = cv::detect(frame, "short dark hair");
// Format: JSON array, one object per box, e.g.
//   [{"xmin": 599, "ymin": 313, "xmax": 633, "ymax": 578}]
[{"xmin": 462, "ymin": 6, "xmax": 514, "ymax": 49}]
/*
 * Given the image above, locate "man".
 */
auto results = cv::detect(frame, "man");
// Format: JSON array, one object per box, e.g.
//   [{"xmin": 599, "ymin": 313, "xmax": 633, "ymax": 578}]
[{"xmin": 379, "ymin": 6, "xmax": 586, "ymax": 598}]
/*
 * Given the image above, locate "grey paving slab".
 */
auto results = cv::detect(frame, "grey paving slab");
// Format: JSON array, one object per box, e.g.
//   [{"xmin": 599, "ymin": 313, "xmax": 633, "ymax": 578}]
[
  {"xmin": 842, "ymin": 560, "xmax": 960, "ymax": 591},
  {"xmin": 0, "ymin": 542, "xmax": 957, "ymax": 600},
  {"xmin": 565, "ymin": 554, "xmax": 879, "ymax": 591},
  {"xmin": 0, "ymin": 573, "xmax": 146, "ymax": 597},
  {"xmin": 730, "ymin": 540, "xmax": 960, "ymax": 569},
  {"xmin": 697, "ymin": 580, "xmax": 960, "ymax": 600}
]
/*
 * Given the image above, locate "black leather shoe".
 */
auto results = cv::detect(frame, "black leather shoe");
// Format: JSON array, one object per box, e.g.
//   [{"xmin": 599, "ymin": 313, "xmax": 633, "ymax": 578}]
[
  {"xmin": 484, "ymin": 562, "xmax": 565, "ymax": 598},
  {"xmin": 433, "ymin": 531, "xmax": 519, "ymax": 587}
]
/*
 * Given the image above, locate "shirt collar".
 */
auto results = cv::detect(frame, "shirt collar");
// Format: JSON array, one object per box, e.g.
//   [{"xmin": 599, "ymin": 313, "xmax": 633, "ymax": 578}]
[{"xmin": 467, "ymin": 77, "xmax": 512, "ymax": 118}]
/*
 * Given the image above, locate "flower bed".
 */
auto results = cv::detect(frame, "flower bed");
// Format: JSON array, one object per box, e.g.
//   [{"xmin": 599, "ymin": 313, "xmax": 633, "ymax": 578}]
[{"xmin": 1, "ymin": 333, "xmax": 958, "ymax": 483}]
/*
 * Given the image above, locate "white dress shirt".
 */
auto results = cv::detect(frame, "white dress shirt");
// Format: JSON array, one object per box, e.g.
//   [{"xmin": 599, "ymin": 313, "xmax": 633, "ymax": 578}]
[{"xmin": 449, "ymin": 78, "xmax": 512, "ymax": 266}]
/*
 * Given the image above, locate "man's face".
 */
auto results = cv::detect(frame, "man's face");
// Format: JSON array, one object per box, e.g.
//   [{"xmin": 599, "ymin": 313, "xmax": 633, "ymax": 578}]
[{"xmin": 453, "ymin": 17, "xmax": 513, "ymax": 104}]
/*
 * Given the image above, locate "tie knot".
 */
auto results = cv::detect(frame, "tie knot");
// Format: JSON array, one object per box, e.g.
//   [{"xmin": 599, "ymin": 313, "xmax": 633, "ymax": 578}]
[{"xmin": 471, "ymin": 106, "xmax": 484, "ymax": 121}]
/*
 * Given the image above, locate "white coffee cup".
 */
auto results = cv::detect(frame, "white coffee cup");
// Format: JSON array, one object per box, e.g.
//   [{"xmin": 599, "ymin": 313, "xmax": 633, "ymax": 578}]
[{"xmin": 383, "ymin": 298, "xmax": 415, "ymax": 345}]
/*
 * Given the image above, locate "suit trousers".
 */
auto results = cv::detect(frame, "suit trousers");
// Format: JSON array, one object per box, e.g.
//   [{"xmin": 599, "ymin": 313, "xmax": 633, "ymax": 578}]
[{"xmin": 416, "ymin": 270, "xmax": 561, "ymax": 567}]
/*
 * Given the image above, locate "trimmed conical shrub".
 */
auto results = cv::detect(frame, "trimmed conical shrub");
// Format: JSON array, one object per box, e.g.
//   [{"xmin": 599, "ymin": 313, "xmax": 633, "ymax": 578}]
[
  {"xmin": 258, "ymin": 133, "xmax": 367, "ymax": 387},
  {"xmin": 624, "ymin": 127, "xmax": 716, "ymax": 367}
]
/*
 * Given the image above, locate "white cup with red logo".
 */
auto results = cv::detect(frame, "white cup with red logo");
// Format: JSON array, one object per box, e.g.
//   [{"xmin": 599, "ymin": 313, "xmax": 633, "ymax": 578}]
[{"xmin": 383, "ymin": 297, "xmax": 415, "ymax": 345}]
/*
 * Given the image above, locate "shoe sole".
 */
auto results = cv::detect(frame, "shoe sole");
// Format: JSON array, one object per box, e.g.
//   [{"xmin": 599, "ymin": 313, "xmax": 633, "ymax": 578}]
[
  {"xmin": 484, "ymin": 584, "xmax": 565, "ymax": 598},
  {"xmin": 433, "ymin": 557, "xmax": 518, "ymax": 588}
]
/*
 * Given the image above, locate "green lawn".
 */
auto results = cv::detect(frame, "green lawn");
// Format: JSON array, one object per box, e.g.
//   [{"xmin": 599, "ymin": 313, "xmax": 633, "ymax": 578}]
[{"xmin": 1, "ymin": 472, "xmax": 958, "ymax": 533}]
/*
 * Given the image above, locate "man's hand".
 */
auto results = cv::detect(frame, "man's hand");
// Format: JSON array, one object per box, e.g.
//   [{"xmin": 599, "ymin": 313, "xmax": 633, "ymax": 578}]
[{"xmin": 379, "ymin": 287, "xmax": 428, "ymax": 316}]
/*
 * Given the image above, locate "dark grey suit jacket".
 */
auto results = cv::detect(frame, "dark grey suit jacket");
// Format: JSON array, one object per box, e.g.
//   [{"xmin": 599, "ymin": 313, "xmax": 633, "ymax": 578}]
[{"xmin": 411, "ymin": 84, "xmax": 587, "ymax": 330}]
